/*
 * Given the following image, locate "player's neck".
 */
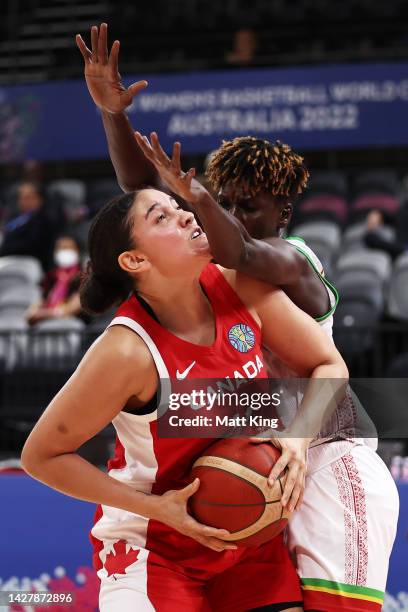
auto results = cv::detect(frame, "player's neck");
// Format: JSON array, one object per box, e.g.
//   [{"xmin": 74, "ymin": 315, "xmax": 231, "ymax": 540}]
[{"xmin": 137, "ymin": 277, "xmax": 215, "ymax": 340}]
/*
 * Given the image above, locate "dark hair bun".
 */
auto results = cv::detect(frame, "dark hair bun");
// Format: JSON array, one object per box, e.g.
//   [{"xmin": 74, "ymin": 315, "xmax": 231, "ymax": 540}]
[{"xmin": 79, "ymin": 269, "xmax": 129, "ymax": 315}]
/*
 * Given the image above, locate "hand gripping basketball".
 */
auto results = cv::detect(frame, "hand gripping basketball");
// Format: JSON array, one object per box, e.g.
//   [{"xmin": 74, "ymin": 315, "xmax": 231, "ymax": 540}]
[
  {"xmin": 189, "ymin": 439, "xmax": 294, "ymax": 546},
  {"xmin": 155, "ymin": 478, "xmax": 238, "ymax": 553}
]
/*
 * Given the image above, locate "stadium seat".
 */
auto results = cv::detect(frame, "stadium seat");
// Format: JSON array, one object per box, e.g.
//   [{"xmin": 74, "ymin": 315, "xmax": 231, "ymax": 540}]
[
  {"xmin": 298, "ymin": 194, "xmax": 348, "ymax": 225},
  {"xmin": 341, "ymin": 222, "xmax": 367, "ymax": 251},
  {"xmin": 47, "ymin": 179, "xmax": 86, "ymax": 222},
  {"xmin": 0, "ymin": 256, "xmax": 43, "ymax": 289},
  {"xmin": 334, "ymin": 268, "xmax": 381, "ymax": 289},
  {"xmin": 290, "ymin": 221, "xmax": 341, "ymax": 271},
  {"xmin": 336, "ymin": 275, "xmax": 384, "ymax": 309},
  {"xmin": 47, "ymin": 179, "xmax": 85, "ymax": 207},
  {"xmin": 351, "ymin": 192, "xmax": 400, "ymax": 218},
  {"xmin": 353, "ymin": 170, "xmax": 399, "ymax": 196},
  {"xmin": 387, "ymin": 252, "xmax": 408, "ymax": 320},
  {"xmin": 334, "ymin": 249, "xmax": 392, "ymax": 284},
  {"xmin": 306, "ymin": 170, "xmax": 348, "ymax": 197},
  {"xmin": 0, "ymin": 285, "xmax": 41, "ymax": 318},
  {"xmin": 333, "ymin": 282, "xmax": 383, "ymax": 355},
  {"xmin": 87, "ymin": 178, "xmax": 120, "ymax": 214}
]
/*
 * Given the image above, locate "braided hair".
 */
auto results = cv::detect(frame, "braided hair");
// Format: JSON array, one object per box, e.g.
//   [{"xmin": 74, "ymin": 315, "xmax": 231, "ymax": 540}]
[{"xmin": 206, "ymin": 136, "xmax": 309, "ymax": 202}]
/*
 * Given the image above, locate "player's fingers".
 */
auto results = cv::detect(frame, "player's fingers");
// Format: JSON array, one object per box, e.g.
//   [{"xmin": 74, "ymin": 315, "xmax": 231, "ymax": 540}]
[
  {"xmin": 281, "ymin": 464, "xmax": 299, "ymax": 507},
  {"xmin": 128, "ymin": 80, "xmax": 148, "ymax": 98},
  {"xmin": 249, "ymin": 436, "xmax": 270, "ymax": 444},
  {"xmin": 267, "ymin": 454, "xmax": 288, "ymax": 486},
  {"xmin": 184, "ymin": 514, "xmax": 231, "ymax": 541},
  {"xmin": 172, "ymin": 142, "xmax": 182, "ymax": 173},
  {"xmin": 287, "ymin": 479, "xmax": 303, "ymax": 512},
  {"xmin": 179, "ymin": 477, "xmax": 200, "ymax": 499},
  {"xmin": 108, "ymin": 39, "xmax": 120, "ymax": 73},
  {"xmin": 134, "ymin": 132, "xmax": 155, "ymax": 162},
  {"xmin": 198, "ymin": 523, "xmax": 231, "ymax": 539},
  {"xmin": 75, "ymin": 35, "xmax": 92, "ymax": 62},
  {"xmin": 184, "ymin": 168, "xmax": 196, "ymax": 188},
  {"xmin": 294, "ymin": 482, "xmax": 305, "ymax": 511},
  {"xmin": 203, "ymin": 537, "xmax": 238, "ymax": 552},
  {"xmin": 91, "ymin": 25, "xmax": 98, "ymax": 63},
  {"xmin": 195, "ymin": 535, "xmax": 237, "ymax": 552},
  {"xmin": 98, "ymin": 22, "xmax": 109, "ymax": 64},
  {"xmin": 150, "ymin": 132, "xmax": 170, "ymax": 166}
]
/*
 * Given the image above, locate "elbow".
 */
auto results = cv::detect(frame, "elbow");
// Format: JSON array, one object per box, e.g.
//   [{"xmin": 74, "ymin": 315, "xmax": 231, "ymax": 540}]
[
  {"xmin": 21, "ymin": 443, "xmax": 38, "ymax": 477},
  {"xmin": 221, "ymin": 244, "xmax": 249, "ymax": 271},
  {"xmin": 334, "ymin": 353, "xmax": 349, "ymax": 382},
  {"xmin": 310, "ymin": 354, "xmax": 349, "ymax": 383},
  {"xmin": 208, "ymin": 239, "xmax": 245, "ymax": 269},
  {"xmin": 326, "ymin": 357, "xmax": 349, "ymax": 383},
  {"xmin": 21, "ymin": 440, "xmax": 46, "ymax": 479}
]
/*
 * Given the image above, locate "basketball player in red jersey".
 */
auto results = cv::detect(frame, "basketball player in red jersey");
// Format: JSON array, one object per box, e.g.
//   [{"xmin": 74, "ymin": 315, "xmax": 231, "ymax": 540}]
[{"xmin": 22, "ymin": 186, "xmax": 348, "ymax": 611}]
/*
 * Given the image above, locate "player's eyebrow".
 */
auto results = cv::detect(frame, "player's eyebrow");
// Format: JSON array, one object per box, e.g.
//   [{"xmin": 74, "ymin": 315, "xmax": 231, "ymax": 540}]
[{"xmin": 145, "ymin": 202, "xmax": 159, "ymax": 219}]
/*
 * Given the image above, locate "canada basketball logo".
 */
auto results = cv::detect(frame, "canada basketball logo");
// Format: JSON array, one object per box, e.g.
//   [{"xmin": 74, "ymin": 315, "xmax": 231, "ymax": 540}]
[{"xmin": 228, "ymin": 324, "xmax": 255, "ymax": 353}]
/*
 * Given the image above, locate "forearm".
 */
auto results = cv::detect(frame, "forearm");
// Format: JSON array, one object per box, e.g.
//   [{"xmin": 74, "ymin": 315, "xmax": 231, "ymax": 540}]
[
  {"xmin": 288, "ymin": 364, "xmax": 348, "ymax": 439},
  {"xmin": 102, "ymin": 111, "xmax": 159, "ymax": 191},
  {"xmin": 22, "ymin": 451, "xmax": 159, "ymax": 518},
  {"xmin": 194, "ymin": 190, "xmax": 248, "ymax": 268}
]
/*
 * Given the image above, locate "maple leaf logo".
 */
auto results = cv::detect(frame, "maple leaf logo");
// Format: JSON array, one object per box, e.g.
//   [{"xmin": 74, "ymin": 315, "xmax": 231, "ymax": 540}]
[{"xmin": 104, "ymin": 540, "xmax": 139, "ymax": 577}]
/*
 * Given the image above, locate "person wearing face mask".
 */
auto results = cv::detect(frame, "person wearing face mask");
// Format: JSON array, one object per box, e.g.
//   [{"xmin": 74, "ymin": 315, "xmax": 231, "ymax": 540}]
[{"xmin": 26, "ymin": 235, "xmax": 83, "ymax": 325}]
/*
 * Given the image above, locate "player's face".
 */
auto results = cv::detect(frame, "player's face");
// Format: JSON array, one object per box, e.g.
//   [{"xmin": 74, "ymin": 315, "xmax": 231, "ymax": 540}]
[
  {"xmin": 130, "ymin": 189, "xmax": 211, "ymax": 273},
  {"xmin": 217, "ymin": 184, "xmax": 289, "ymax": 240}
]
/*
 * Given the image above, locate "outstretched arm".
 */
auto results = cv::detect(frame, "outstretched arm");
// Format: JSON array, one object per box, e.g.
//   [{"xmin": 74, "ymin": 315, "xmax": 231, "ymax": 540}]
[
  {"xmin": 134, "ymin": 132, "xmax": 304, "ymax": 285},
  {"xmin": 231, "ymin": 272, "xmax": 348, "ymax": 511},
  {"xmin": 76, "ymin": 23, "xmax": 161, "ymax": 192}
]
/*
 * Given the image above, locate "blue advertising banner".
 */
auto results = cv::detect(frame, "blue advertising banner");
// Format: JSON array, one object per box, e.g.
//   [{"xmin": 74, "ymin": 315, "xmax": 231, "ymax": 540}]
[
  {"xmin": 0, "ymin": 61, "xmax": 408, "ymax": 162},
  {"xmin": 0, "ymin": 476, "xmax": 406, "ymax": 611}
]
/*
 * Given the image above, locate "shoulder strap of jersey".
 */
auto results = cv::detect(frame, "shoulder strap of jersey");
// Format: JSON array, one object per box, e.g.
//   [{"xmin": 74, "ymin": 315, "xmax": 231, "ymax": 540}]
[
  {"xmin": 200, "ymin": 263, "xmax": 261, "ymax": 332},
  {"xmin": 285, "ymin": 236, "xmax": 339, "ymax": 322}
]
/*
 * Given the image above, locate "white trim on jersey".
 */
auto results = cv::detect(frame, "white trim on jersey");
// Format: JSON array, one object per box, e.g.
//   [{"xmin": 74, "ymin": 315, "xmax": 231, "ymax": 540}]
[
  {"xmin": 108, "ymin": 315, "xmax": 171, "ymax": 422},
  {"xmin": 92, "ymin": 316, "xmax": 173, "ymax": 573}
]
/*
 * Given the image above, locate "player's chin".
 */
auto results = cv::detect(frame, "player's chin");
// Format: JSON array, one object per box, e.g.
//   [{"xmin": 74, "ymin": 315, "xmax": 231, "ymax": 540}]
[{"xmin": 190, "ymin": 235, "xmax": 211, "ymax": 256}]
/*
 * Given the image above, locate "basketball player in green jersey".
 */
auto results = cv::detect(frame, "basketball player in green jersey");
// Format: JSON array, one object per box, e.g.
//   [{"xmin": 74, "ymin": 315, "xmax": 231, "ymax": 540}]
[{"xmin": 75, "ymin": 23, "xmax": 333, "ymax": 324}]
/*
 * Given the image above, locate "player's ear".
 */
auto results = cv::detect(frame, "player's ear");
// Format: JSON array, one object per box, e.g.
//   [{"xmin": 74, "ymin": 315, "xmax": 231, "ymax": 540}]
[
  {"xmin": 279, "ymin": 203, "xmax": 293, "ymax": 229},
  {"xmin": 118, "ymin": 250, "xmax": 151, "ymax": 278}
]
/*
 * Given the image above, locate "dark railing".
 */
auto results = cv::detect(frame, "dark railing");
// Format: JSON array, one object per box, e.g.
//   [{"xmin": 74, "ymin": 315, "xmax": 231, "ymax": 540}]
[{"xmin": 0, "ymin": 324, "xmax": 407, "ymax": 462}]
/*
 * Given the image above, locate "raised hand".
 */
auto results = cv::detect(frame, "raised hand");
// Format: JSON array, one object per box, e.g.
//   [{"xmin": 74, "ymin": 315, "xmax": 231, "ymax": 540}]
[
  {"xmin": 76, "ymin": 23, "xmax": 147, "ymax": 113},
  {"xmin": 135, "ymin": 131, "xmax": 208, "ymax": 204}
]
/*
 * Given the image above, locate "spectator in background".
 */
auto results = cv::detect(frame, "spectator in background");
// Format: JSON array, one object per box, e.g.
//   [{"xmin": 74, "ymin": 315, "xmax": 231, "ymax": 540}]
[
  {"xmin": 25, "ymin": 234, "xmax": 83, "ymax": 326},
  {"xmin": 225, "ymin": 29, "xmax": 259, "ymax": 66},
  {"xmin": 364, "ymin": 208, "xmax": 408, "ymax": 260},
  {"xmin": 22, "ymin": 159, "xmax": 44, "ymax": 184},
  {"xmin": 0, "ymin": 181, "xmax": 61, "ymax": 270}
]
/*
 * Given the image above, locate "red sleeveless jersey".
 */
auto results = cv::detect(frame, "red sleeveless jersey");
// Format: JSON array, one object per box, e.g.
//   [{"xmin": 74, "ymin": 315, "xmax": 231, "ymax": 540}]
[{"xmin": 90, "ymin": 264, "xmax": 269, "ymax": 568}]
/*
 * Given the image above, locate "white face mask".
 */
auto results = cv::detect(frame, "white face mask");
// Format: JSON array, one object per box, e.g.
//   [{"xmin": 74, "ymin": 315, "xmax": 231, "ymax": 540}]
[{"xmin": 54, "ymin": 248, "xmax": 80, "ymax": 268}]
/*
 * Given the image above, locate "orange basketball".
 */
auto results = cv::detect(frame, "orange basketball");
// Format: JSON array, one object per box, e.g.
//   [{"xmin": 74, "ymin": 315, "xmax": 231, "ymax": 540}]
[{"xmin": 189, "ymin": 438, "xmax": 291, "ymax": 546}]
